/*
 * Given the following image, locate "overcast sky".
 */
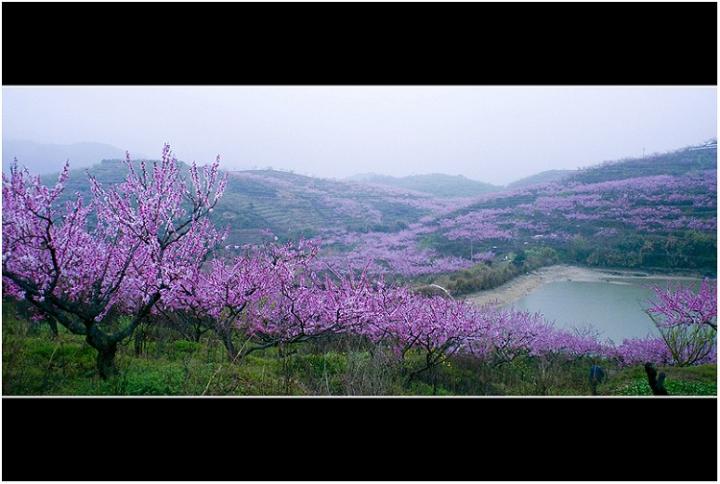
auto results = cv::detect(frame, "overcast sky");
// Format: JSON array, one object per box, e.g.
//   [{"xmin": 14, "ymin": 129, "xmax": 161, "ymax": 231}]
[{"xmin": 2, "ymin": 86, "xmax": 716, "ymax": 185}]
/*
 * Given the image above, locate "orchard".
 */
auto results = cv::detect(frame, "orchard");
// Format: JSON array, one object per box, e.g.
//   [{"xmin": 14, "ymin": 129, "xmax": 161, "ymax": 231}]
[{"xmin": 2, "ymin": 146, "xmax": 716, "ymax": 393}]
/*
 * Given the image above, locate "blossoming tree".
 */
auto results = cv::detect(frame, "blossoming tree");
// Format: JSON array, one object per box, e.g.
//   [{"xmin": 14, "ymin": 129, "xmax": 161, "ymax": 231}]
[
  {"xmin": 2, "ymin": 145, "xmax": 226, "ymax": 377},
  {"xmin": 645, "ymin": 280, "xmax": 717, "ymax": 366}
]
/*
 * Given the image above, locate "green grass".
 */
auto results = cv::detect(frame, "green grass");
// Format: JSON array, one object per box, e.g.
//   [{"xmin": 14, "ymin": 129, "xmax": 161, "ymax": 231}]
[
  {"xmin": 602, "ymin": 364, "xmax": 717, "ymax": 396},
  {"xmin": 3, "ymin": 303, "xmax": 716, "ymax": 396}
]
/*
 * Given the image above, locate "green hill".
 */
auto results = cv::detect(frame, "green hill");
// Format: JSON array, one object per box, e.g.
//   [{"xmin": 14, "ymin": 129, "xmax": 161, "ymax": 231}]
[
  {"xmin": 507, "ymin": 169, "xmax": 576, "ymax": 189},
  {"xmin": 347, "ymin": 173, "xmax": 501, "ymax": 198},
  {"xmin": 38, "ymin": 161, "xmax": 447, "ymax": 246},
  {"xmin": 26, "ymin": 141, "xmax": 718, "ymax": 274},
  {"xmin": 569, "ymin": 142, "xmax": 717, "ymax": 184},
  {"xmin": 424, "ymin": 143, "xmax": 717, "ymax": 284}
]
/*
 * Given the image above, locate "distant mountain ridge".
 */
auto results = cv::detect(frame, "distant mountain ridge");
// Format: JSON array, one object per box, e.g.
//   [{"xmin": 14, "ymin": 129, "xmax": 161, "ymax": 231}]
[
  {"xmin": 26, "ymin": 141, "xmax": 718, "ymax": 254},
  {"xmin": 346, "ymin": 173, "xmax": 501, "ymax": 198},
  {"xmin": 2, "ymin": 139, "xmax": 133, "ymax": 175},
  {"xmin": 506, "ymin": 169, "xmax": 576, "ymax": 189}
]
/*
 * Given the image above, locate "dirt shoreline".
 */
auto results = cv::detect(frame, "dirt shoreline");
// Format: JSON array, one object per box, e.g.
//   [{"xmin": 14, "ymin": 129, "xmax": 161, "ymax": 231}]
[{"xmin": 463, "ymin": 264, "xmax": 703, "ymax": 308}]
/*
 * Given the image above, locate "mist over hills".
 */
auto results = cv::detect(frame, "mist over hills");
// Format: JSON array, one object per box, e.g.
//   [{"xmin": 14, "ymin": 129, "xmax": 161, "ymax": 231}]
[
  {"xmin": 346, "ymin": 173, "xmax": 501, "ymax": 198},
  {"xmin": 11, "ymin": 138, "xmax": 716, "ymax": 194},
  {"xmin": 2, "ymin": 139, "xmax": 134, "ymax": 175},
  {"xmin": 506, "ymin": 170, "xmax": 576, "ymax": 189}
]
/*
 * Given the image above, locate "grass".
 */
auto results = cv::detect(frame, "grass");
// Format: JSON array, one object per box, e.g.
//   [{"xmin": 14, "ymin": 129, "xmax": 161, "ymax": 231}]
[
  {"xmin": 603, "ymin": 364, "xmax": 717, "ymax": 396},
  {"xmin": 2, "ymin": 303, "xmax": 716, "ymax": 396}
]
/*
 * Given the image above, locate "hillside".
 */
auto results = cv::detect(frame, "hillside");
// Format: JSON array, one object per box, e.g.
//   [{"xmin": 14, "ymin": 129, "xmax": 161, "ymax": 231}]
[
  {"xmin": 37, "ymin": 160, "xmax": 464, "ymax": 246},
  {"xmin": 347, "ymin": 173, "xmax": 500, "ymax": 197},
  {"xmin": 569, "ymin": 141, "xmax": 716, "ymax": 184},
  {"xmin": 2, "ymin": 139, "xmax": 129, "ymax": 175},
  {"xmin": 217, "ymin": 169, "xmax": 461, "ymax": 243},
  {"xmin": 25, "ymin": 142, "xmax": 719, "ymax": 282},
  {"xmin": 314, "ymin": 143, "xmax": 718, "ymax": 283},
  {"xmin": 507, "ymin": 169, "xmax": 576, "ymax": 189},
  {"xmin": 428, "ymin": 145, "xmax": 718, "ymax": 281}
]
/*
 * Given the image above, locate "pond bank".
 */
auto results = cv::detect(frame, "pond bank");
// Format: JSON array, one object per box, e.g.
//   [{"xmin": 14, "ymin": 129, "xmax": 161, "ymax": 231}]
[{"xmin": 462, "ymin": 264, "xmax": 703, "ymax": 308}]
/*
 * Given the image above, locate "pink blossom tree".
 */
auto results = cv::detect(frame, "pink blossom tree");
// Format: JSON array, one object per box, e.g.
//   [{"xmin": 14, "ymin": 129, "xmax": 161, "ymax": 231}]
[
  {"xmin": 241, "ymin": 260, "xmax": 370, "ymax": 359},
  {"xmin": 645, "ymin": 280, "xmax": 717, "ymax": 366},
  {"xmin": 162, "ymin": 241, "xmax": 319, "ymax": 361},
  {"xmin": 647, "ymin": 279, "xmax": 717, "ymax": 331},
  {"xmin": 2, "ymin": 145, "xmax": 226, "ymax": 377}
]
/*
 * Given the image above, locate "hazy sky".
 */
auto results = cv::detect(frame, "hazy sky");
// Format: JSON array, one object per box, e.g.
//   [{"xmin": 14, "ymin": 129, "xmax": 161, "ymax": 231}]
[{"xmin": 2, "ymin": 86, "xmax": 716, "ymax": 185}]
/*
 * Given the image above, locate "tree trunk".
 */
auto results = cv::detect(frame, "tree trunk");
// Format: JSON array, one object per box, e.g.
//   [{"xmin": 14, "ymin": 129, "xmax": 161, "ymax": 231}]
[
  {"xmin": 134, "ymin": 326, "xmax": 145, "ymax": 356},
  {"xmin": 86, "ymin": 326, "xmax": 118, "ymax": 379},
  {"xmin": 96, "ymin": 343, "xmax": 118, "ymax": 379},
  {"xmin": 222, "ymin": 332, "xmax": 236, "ymax": 362},
  {"xmin": 644, "ymin": 362, "xmax": 669, "ymax": 395},
  {"xmin": 277, "ymin": 343, "xmax": 292, "ymax": 395}
]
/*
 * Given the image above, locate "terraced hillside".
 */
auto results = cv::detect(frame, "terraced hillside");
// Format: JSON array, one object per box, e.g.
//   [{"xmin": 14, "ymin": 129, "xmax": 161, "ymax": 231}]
[
  {"xmin": 568, "ymin": 142, "xmax": 717, "ymax": 183},
  {"xmin": 311, "ymin": 143, "xmax": 718, "ymax": 282},
  {"xmin": 26, "ymin": 141, "xmax": 718, "ymax": 282},
  {"xmin": 217, "ymin": 169, "xmax": 465, "ymax": 244},
  {"xmin": 35, "ymin": 160, "xmax": 468, "ymax": 246}
]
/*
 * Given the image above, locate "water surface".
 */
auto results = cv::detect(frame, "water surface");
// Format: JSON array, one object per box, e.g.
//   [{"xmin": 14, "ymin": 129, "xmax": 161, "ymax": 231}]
[{"xmin": 509, "ymin": 278, "xmax": 700, "ymax": 342}]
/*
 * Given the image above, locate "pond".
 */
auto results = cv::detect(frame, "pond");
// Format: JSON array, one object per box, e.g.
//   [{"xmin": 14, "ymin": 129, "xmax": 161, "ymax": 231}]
[{"xmin": 509, "ymin": 277, "xmax": 702, "ymax": 343}]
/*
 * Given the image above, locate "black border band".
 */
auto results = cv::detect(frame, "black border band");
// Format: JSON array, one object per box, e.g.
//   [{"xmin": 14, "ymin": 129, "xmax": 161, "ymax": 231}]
[
  {"xmin": 2, "ymin": 2, "xmax": 717, "ymax": 85},
  {"xmin": 2, "ymin": 397, "xmax": 718, "ymax": 481}
]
